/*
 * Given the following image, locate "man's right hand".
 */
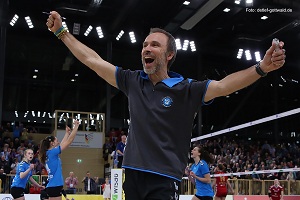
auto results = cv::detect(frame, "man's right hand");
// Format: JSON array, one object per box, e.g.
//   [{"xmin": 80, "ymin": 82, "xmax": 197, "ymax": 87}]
[{"xmin": 46, "ymin": 11, "xmax": 63, "ymax": 33}]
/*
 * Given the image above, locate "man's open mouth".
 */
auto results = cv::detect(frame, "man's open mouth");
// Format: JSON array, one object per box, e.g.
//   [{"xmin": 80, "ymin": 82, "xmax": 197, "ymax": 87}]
[{"xmin": 145, "ymin": 57, "xmax": 154, "ymax": 64}]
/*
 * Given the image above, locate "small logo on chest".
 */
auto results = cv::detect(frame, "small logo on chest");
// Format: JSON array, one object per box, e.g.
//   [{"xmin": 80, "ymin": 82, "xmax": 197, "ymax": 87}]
[{"xmin": 162, "ymin": 96, "xmax": 173, "ymax": 107}]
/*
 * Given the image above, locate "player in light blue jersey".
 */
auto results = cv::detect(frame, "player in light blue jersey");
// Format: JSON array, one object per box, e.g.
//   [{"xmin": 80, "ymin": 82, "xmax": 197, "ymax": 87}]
[
  {"xmin": 11, "ymin": 149, "xmax": 44, "ymax": 200},
  {"xmin": 39, "ymin": 120, "xmax": 79, "ymax": 200},
  {"xmin": 185, "ymin": 145, "xmax": 214, "ymax": 200}
]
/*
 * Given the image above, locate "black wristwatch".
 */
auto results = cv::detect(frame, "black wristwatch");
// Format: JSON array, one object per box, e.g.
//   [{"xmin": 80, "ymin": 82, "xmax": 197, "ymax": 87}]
[{"xmin": 255, "ymin": 61, "xmax": 267, "ymax": 77}]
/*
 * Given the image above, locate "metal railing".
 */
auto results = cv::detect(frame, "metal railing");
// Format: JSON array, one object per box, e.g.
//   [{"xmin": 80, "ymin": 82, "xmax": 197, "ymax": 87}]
[{"xmin": 180, "ymin": 178, "xmax": 300, "ymax": 195}]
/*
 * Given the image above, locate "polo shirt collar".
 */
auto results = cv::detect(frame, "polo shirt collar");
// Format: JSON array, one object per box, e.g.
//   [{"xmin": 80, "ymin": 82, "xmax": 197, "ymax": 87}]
[{"xmin": 140, "ymin": 71, "xmax": 184, "ymax": 88}]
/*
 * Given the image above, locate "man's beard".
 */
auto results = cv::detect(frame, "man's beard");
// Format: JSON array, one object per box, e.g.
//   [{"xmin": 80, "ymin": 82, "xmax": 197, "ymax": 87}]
[{"xmin": 143, "ymin": 53, "xmax": 167, "ymax": 75}]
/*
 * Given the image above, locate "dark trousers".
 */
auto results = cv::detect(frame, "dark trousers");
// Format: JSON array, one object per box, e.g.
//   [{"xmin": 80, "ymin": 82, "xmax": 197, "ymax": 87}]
[
  {"xmin": 117, "ymin": 156, "xmax": 123, "ymax": 168},
  {"xmin": 123, "ymin": 168, "xmax": 180, "ymax": 200},
  {"xmin": 0, "ymin": 174, "xmax": 6, "ymax": 192}
]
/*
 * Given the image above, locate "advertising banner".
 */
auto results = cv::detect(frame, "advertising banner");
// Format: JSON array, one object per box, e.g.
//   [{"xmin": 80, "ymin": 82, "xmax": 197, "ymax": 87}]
[
  {"xmin": 111, "ymin": 169, "xmax": 123, "ymax": 200},
  {"xmin": 57, "ymin": 130, "xmax": 103, "ymax": 148}
]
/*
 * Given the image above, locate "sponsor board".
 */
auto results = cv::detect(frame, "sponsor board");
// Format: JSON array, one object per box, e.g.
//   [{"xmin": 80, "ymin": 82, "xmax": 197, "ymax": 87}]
[
  {"xmin": 111, "ymin": 169, "xmax": 123, "ymax": 200},
  {"xmin": 57, "ymin": 130, "xmax": 104, "ymax": 148}
]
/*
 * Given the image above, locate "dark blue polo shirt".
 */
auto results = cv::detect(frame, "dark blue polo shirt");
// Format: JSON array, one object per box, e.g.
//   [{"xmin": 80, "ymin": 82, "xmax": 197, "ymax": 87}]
[{"xmin": 116, "ymin": 67, "xmax": 211, "ymax": 181}]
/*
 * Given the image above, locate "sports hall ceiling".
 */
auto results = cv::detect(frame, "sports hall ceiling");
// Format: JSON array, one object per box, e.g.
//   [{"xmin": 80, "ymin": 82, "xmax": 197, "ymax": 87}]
[{"xmin": 1, "ymin": 0, "xmax": 300, "ymax": 135}]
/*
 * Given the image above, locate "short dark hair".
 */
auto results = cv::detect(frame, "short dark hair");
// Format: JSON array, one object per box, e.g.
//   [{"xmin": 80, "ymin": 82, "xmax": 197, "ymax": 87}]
[{"xmin": 149, "ymin": 28, "xmax": 177, "ymax": 70}]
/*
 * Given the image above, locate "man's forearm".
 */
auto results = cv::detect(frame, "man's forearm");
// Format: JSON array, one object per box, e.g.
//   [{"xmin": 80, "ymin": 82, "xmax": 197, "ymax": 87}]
[
  {"xmin": 218, "ymin": 65, "xmax": 260, "ymax": 96},
  {"xmin": 61, "ymin": 32, "xmax": 102, "ymax": 71}
]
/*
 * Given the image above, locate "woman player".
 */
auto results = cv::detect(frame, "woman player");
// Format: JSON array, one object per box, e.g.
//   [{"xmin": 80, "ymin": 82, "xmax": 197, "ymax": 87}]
[
  {"xmin": 39, "ymin": 120, "xmax": 79, "ymax": 200},
  {"xmin": 185, "ymin": 145, "xmax": 214, "ymax": 200},
  {"xmin": 11, "ymin": 149, "xmax": 45, "ymax": 200},
  {"xmin": 212, "ymin": 163, "xmax": 234, "ymax": 200}
]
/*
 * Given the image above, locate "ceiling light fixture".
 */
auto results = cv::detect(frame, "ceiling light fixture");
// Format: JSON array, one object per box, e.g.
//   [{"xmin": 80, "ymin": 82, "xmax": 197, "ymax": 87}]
[
  {"xmin": 182, "ymin": 40, "xmax": 189, "ymax": 51},
  {"xmin": 237, "ymin": 49, "xmax": 243, "ymax": 59},
  {"xmin": 129, "ymin": 31, "xmax": 136, "ymax": 43},
  {"xmin": 48, "ymin": 113, "xmax": 52, "ymax": 118},
  {"xmin": 223, "ymin": 8, "xmax": 230, "ymax": 12},
  {"xmin": 84, "ymin": 25, "xmax": 93, "ymax": 36},
  {"xmin": 96, "ymin": 26, "xmax": 104, "ymax": 38},
  {"xmin": 25, "ymin": 16, "xmax": 34, "ymax": 28},
  {"xmin": 175, "ymin": 39, "xmax": 182, "ymax": 50},
  {"xmin": 73, "ymin": 23, "xmax": 81, "ymax": 35},
  {"xmin": 245, "ymin": 50, "xmax": 252, "ymax": 60},
  {"xmin": 183, "ymin": 1, "xmax": 190, "ymax": 5},
  {"xmin": 190, "ymin": 41, "xmax": 196, "ymax": 52},
  {"xmin": 116, "ymin": 30, "xmax": 124, "ymax": 41},
  {"xmin": 254, "ymin": 51, "xmax": 261, "ymax": 62},
  {"xmin": 24, "ymin": 111, "xmax": 29, "ymax": 118},
  {"xmin": 10, "ymin": 14, "xmax": 19, "ymax": 26}
]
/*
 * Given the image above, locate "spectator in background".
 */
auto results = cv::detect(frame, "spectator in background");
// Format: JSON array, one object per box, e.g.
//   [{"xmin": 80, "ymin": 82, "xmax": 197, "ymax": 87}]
[
  {"xmin": 41, "ymin": 168, "xmax": 48, "ymax": 176},
  {"xmin": 13, "ymin": 137, "xmax": 21, "ymax": 149},
  {"xmin": 0, "ymin": 155, "xmax": 10, "ymax": 193},
  {"xmin": 0, "ymin": 154, "xmax": 10, "ymax": 174},
  {"xmin": 1, "ymin": 143, "xmax": 10, "ymax": 161},
  {"xmin": 82, "ymin": 171, "xmax": 99, "ymax": 194},
  {"xmin": 251, "ymin": 166, "xmax": 261, "ymax": 181},
  {"xmin": 65, "ymin": 171, "xmax": 78, "ymax": 194},
  {"xmin": 20, "ymin": 128, "xmax": 29, "ymax": 142},
  {"xmin": 10, "ymin": 158, "xmax": 19, "ymax": 174},
  {"xmin": 4, "ymin": 122, "xmax": 13, "ymax": 132},
  {"xmin": 111, "ymin": 150, "xmax": 118, "ymax": 168},
  {"xmin": 13, "ymin": 123, "xmax": 22, "ymax": 139},
  {"xmin": 108, "ymin": 128, "xmax": 118, "ymax": 145},
  {"xmin": 9, "ymin": 141, "xmax": 15, "ymax": 149},
  {"xmin": 286, "ymin": 171, "xmax": 297, "ymax": 194},
  {"xmin": 17, "ymin": 141, "xmax": 26, "ymax": 154},
  {"xmin": 116, "ymin": 134, "xmax": 127, "ymax": 168},
  {"xmin": 102, "ymin": 138, "xmax": 113, "ymax": 162},
  {"xmin": 34, "ymin": 159, "xmax": 43, "ymax": 175},
  {"xmin": 15, "ymin": 149, "xmax": 24, "ymax": 163},
  {"xmin": 102, "ymin": 177, "xmax": 111, "ymax": 200}
]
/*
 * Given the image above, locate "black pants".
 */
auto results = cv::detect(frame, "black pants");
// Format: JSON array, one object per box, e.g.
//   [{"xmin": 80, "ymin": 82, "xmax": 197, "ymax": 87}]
[
  {"xmin": 194, "ymin": 195, "xmax": 213, "ymax": 200},
  {"xmin": 0, "ymin": 174, "xmax": 6, "ymax": 192},
  {"xmin": 123, "ymin": 168, "xmax": 180, "ymax": 200},
  {"xmin": 117, "ymin": 156, "xmax": 123, "ymax": 168}
]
